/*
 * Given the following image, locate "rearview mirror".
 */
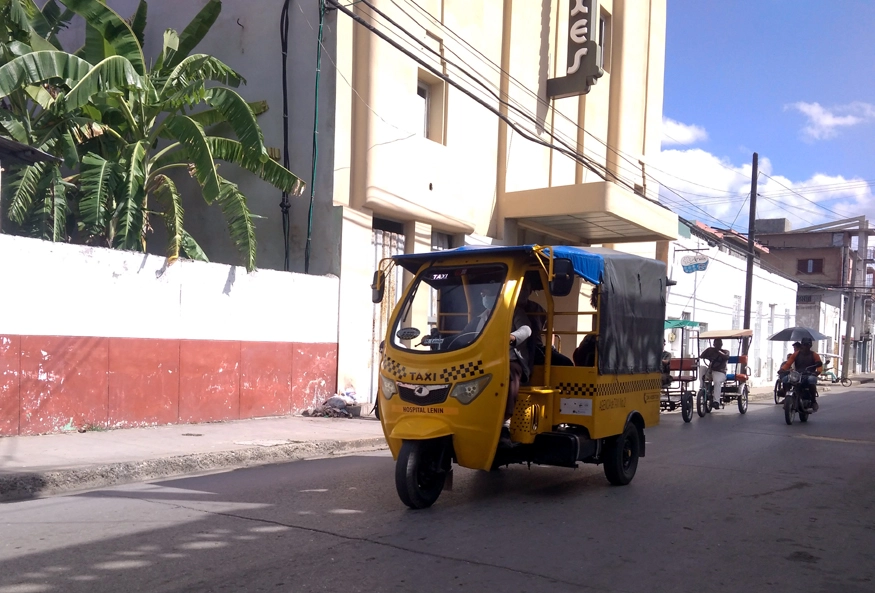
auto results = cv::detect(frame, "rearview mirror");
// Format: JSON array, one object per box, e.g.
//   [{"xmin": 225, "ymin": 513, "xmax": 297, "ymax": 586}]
[
  {"xmin": 549, "ymin": 258, "xmax": 575, "ymax": 297},
  {"xmin": 371, "ymin": 270, "xmax": 385, "ymax": 303}
]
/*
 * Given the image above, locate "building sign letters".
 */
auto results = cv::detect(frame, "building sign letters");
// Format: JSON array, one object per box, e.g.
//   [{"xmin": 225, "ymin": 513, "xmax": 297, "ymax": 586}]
[{"xmin": 547, "ymin": 0, "xmax": 604, "ymax": 99}]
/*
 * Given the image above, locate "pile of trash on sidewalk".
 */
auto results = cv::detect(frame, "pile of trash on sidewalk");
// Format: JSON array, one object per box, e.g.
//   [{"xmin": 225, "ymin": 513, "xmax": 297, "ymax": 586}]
[{"xmin": 301, "ymin": 391, "xmax": 363, "ymax": 418}]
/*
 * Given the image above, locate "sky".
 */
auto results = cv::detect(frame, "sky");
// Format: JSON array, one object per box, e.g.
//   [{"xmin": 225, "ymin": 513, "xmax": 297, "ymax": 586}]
[{"xmin": 656, "ymin": 0, "xmax": 875, "ymax": 233}]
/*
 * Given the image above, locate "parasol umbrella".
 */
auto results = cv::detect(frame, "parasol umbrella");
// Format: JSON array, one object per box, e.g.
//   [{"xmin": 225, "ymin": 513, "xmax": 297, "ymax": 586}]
[{"xmin": 767, "ymin": 326, "xmax": 829, "ymax": 342}]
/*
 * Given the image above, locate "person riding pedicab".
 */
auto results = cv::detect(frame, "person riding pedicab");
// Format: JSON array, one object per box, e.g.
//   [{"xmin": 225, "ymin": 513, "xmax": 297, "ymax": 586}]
[
  {"xmin": 700, "ymin": 338, "xmax": 731, "ymax": 406},
  {"xmin": 661, "ymin": 340, "xmax": 673, "ymax": 387},
  {"xmin": 780, "ymin": 337, "xmax": 823, "ymax": 411}
]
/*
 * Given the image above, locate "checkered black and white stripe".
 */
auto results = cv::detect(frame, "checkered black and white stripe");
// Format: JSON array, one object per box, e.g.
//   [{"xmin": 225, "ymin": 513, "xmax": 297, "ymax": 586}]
[
  {"xmin": 558, "ymin": 378, "xmax": 662, "ymax": 397},
  {"xmin": 439, "ymin": 360, "xmax": 485, "ymax": 382},
  {"xmin": 382, "ymin": 357, "xmax": 408, "ymax": 380}
]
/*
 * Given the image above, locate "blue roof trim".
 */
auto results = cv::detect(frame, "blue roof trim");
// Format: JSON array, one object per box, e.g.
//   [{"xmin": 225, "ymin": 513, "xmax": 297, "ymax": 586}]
[
  {"xmin": 544, "ymin": 246, "xmax": 604, "ymax": 285},
  {"xmin": 392, "ymin": 244, "xmax": 605, "ymax": 285}
]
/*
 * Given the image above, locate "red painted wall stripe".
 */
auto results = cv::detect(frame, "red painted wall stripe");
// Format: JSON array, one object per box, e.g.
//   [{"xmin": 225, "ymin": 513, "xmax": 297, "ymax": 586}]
[{"xmin": 0, "ymin": 334, "xmax": 337, "ymax": 436}]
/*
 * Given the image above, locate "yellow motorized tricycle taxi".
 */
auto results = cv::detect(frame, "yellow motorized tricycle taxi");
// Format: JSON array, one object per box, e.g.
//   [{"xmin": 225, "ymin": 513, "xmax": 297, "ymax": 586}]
[{"xmin": 372, "ymin": 244, "xmax": 668, "ymax": 508}]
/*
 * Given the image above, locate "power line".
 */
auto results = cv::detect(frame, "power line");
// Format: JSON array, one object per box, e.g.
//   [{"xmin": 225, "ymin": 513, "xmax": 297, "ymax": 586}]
[
  {"xmin": 329, "ymin": 0, "xmax": 682, "ymax": 233},
  {"xmin": 329, "ymin": 0, "xmax": 869, "ymax": 281},
  {"xmin": 391, "ymin": 0, "xmax": 718, "ymax": 197},
  {"xmin": 355, "ymin": 0, "xmax": 791, "ymax": 236},
  {"xmin": 759, "ymin": 171, "xmax": 849, "ymax": 219},
  {"xmin": 759, "ymin": 179, "xmax": 875, "ymax": 198}
]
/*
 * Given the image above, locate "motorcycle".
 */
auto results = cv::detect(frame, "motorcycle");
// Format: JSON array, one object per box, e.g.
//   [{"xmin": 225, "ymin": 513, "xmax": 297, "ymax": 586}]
[{"xmin": 783, "ymin": 364, "xmax": 820, "ymax": 425}]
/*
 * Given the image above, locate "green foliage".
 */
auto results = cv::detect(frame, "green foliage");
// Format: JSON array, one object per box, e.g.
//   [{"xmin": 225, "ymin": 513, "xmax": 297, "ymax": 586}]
[{"xmin": 0, "ymin": 0, "xmax": 306, "ymax": 271}]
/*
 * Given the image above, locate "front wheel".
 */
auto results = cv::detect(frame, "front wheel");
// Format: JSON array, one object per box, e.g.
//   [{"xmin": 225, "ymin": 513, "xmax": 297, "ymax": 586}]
[
  {"xmin": 696, "ymin": 389, "xmax": 707, "ymax": 417},
  {"xmin": 395, "ymin": 440, "xmax": 448, "ymax": 509},
  {"xmin": 603, "ymin": 424, "xmax": 641, "ymax": 486},
  {"xmin": 841, "ymin": 378, "xmax": 852, "ymax": 387},
  {"xmin": 681, "ymin": 394, "xmax": 693, "ymax": 423},
  {"xmin": 784, "ymin": 395, "xmax": 795, "ymax": 425},
  {"xmin": 738, "ymin": 386, "xmax": 749, "ymax": 414}
]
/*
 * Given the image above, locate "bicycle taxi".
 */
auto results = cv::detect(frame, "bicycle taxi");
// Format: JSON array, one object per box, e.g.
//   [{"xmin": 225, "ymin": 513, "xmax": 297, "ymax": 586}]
[
  {"xmin": 661, "ymin": 320, "xmax": 701, "ymax": 423},
  {"xmin": 372, "ymin": 244, "xmax": 669, "ymax": 508},
  {"xmin": 696, "ymin": 329, "xmax": 752, "ymax": 416}
]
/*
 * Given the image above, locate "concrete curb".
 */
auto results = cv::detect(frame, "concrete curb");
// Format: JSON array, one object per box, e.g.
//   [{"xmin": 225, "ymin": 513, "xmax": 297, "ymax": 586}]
[{"xmin": 0, "ymin": 437, "xmax": 388, "ymax": 503}]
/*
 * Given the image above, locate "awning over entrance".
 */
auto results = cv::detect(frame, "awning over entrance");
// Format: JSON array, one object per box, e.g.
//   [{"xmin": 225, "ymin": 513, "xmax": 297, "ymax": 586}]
[{"xmin": 503, "ymin": 181, "xmax": 678, "ymax": 244}]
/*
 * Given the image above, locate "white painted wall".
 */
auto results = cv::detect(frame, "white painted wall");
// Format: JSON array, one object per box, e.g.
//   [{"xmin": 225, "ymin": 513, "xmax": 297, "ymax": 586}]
[
  {"xmin": 665, "ymin": 233, "xmax": 798, "ymax": 386},
  {"xmin": 0, "ymin": 235, "xmax": 338, "ymax": 344}
]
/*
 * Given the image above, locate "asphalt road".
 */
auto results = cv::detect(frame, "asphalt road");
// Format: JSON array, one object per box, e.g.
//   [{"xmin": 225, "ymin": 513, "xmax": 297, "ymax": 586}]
[{"xmin": 2, "ymin": 386, "xmax": 874, "ymax": 593}]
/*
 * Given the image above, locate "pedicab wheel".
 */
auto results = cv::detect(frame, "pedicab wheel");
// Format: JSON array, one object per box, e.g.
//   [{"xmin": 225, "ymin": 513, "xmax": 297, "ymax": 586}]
[
  {"xmin": 681, "ymin": 394, "xmax": 693, "ymax": 423},
  {"xmin": 696, "ymin": 389, "xmax": 707, "ymax": 418},
  {"xmin": 603, "ymin": 424, "xmax": 640, "ymax": 486},
  {"xmin": 841, "ymin": 378, "xmax": 852, "ymax": 387},
  {"xmin": 738, "ymin": 386, "xmax": 749, "ymax": 414},
  {"xmin": 783, "ymin": 396, "xmax": 794, "ymax": 425},
  {"xmin": 395, "ymin": 440, "xmax": 447, "ymax": 509}
]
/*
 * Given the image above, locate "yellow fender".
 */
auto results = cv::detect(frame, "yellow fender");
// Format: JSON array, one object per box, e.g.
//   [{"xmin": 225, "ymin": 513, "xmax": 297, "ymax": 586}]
[{"xmin": 389, "ymin": 417, "xmax": 454, "ymax": 440}]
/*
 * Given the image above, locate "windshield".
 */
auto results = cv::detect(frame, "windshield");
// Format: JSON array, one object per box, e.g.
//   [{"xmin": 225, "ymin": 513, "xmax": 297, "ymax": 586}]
[{"xmin": 390, "ymin": 263, "xmax": 508, "ymax": 354}]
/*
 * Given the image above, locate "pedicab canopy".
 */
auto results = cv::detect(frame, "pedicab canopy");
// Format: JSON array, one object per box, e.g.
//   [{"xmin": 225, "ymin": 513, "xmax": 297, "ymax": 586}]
[
  {"xmin": 699, "ymin": 329, "xmax": 753, "ymax": 340},
  {"xmin": 392, "ymin": 244, "xmax": 668, "ymax": 376}
]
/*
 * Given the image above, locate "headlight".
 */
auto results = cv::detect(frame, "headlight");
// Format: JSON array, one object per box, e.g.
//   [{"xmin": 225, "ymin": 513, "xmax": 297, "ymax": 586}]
[
  {"xmin": 380, "ymin": 374, "xmax": 397, "ymax": 399},
  {"xmin": 449, "ymin": 374, "xmax": 492, "ymax": 405}
]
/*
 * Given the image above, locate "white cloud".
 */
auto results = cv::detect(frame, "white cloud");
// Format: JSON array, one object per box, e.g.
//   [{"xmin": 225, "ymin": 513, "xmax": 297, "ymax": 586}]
[
  {"xmin": 662, "ymin": 117, "xmax": 708, "ymax": 146},
  {"xmin": 652, "ymin": 148, "xmax": 875, "ymax": 231},
  {"xmin": 785, "ymin": 101, "xmax": 875, "ymax": 141}
]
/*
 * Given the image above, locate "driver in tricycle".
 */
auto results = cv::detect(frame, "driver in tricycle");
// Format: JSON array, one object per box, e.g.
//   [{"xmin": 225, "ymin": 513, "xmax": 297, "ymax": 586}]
[{"xmin": 700, "ymin": 338, "xmax": 731, "ymax": 406}]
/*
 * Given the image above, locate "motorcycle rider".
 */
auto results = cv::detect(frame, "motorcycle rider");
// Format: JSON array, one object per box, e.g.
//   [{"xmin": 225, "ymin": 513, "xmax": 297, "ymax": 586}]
[{"xmin": 780, "ymin": 337, "xmax": 823, "ymax": 411}]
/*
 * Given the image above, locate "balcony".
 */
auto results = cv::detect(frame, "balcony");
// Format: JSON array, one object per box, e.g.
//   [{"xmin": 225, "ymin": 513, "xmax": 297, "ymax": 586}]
[{"xmin": 503, "ymin": 181, "xmax": 678, "ymax": 244}]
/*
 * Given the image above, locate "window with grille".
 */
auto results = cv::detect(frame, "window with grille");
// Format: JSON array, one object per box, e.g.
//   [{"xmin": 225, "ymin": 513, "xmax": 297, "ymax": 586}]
[{"xmin": 797, "ymin": 258, "xmax": 823, "ymax": 274}]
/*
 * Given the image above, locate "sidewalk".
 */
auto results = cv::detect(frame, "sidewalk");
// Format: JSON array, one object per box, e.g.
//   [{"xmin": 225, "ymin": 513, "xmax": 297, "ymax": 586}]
[
  {"xmin": 0, "ymin": 414, "xmax": 387, "ymax": 503},
  {"xmin": 3, "ymin": 373, "xmax": 872, "ymax": 503}
]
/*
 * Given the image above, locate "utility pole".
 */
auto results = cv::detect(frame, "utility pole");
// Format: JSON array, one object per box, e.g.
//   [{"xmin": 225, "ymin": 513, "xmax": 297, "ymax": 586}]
[
  {"xmin": 843, "ymin": 245, "xmax": 861, "ymax": 379},
  {"xmin": 742, "ymin": 152, "xmax": 758, "ymax": 354}
]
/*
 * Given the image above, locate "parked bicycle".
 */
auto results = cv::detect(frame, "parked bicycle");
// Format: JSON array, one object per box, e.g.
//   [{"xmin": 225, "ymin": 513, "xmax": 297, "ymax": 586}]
[{"xmin": 819, "ymin": 355, "xmax": 851, "ymax": 387}]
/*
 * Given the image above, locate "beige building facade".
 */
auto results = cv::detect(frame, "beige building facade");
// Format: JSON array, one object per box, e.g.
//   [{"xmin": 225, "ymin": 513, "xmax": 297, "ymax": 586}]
[{"xmin": 330, "ymin": 0, "xmax": 678, "ymax": 401}]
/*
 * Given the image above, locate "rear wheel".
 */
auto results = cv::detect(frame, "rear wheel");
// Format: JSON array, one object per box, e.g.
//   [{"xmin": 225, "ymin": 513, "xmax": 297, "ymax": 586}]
[
  {"xmin": 603, "ymin": 424, "xmax": 641, "ymax": 486},
  {"xmin": 681, "ymin": 394, "xmax": 693, "ymax": 423},
  {"xmin": 799, "ymin": 408, "xmax": 809, "ymax": 422},
  {"xmin": 738, "ymin": 386, "xmax": 749, "ymax": 414},
  {"xmin": 696, "ymin": 389, "xmax": 707, "ymax": 417},
  {"xmin": 395, "ymin": 440, "xmax": 448, "ymax": 509},
  {"xmin": 774, "ymin": 380, "xmax": 782, "ymax": 404},
  {"xmin": 841, "ymin": 378, "xmax": 852, "ymax": 387}
]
